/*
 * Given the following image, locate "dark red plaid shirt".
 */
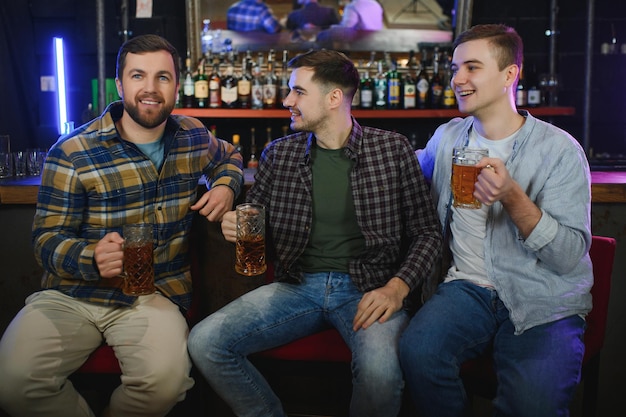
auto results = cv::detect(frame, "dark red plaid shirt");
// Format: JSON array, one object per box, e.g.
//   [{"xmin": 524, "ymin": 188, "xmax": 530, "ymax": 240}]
[{"xmin": 248, "ymin": 118, "xmax": 442, "ymax": 295}]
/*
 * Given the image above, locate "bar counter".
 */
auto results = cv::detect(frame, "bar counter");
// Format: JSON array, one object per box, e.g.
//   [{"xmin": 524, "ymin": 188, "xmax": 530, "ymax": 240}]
[
  {"xmin": 2, "ymin": 170, "xmax": 625, "ymax": 205},
  {"xmin": 2, "ymin": 169, "xmax": 625, "ymax": 414},
  {"xmin": 214, "ymin": 28, "xmax": 453, "ymax": 54}
]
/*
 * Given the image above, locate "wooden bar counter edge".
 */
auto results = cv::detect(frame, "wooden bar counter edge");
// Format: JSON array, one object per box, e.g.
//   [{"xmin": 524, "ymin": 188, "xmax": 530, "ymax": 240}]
[{"xmin": 1, "ymin": 170, "xmax": 625, "ymax": 205}]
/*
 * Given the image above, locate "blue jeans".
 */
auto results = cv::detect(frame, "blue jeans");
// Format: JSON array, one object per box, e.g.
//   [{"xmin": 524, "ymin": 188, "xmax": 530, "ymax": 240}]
[
  {"xmin": 399, "ymin": 280, "xmax": 585, "ymax": 417},
  {"xmin": 188, "ymin": 272, "xmax": 409, "ymax": 417}
]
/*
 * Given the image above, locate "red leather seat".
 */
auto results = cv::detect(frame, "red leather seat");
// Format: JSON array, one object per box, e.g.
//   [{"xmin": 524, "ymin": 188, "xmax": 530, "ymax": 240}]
[
  {"xmin": 256, "ymin": 327, "xmax": 351, "ymax": 363},
  {"xmin": 75, "ymin": 343, "xmax": 122, "ymax": 374},
  {"xmin": 76, "ymin": 236, "xmax": 616, "ymax": 417},
  {"xmin": 256, "ymin": 236, "xmax": 616, "ymax": 417}
]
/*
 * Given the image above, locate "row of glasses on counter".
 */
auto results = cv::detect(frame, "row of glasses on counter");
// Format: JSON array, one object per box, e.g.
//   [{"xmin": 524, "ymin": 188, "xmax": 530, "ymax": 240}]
[{"xmin": 0, "ymin": 135, "xmax": 47, "ymax": 179}]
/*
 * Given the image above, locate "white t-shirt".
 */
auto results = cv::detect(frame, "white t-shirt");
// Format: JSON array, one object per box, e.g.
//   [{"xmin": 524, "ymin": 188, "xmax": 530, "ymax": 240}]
[{"xmin": 446, "ymin": 128, "xmax": 516, "ymax": 287}]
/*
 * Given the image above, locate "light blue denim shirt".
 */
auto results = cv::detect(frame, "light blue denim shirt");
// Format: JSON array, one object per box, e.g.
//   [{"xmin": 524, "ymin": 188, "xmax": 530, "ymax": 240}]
[{"xmin": 418, "ymin": 110, "xmax": 593, "ymax": 334}]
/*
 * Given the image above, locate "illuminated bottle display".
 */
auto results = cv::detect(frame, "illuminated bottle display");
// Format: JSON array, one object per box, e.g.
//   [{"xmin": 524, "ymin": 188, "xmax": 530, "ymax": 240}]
[{"xmin": 173, "ymin": 47, "xmax": 549, "ymax": 110}]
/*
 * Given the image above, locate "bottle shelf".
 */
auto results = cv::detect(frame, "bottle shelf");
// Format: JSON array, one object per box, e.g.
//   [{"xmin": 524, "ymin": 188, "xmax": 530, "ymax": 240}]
[{"xmin": 173, "ymin": 106, "xmax": 575, "ymax": 119}]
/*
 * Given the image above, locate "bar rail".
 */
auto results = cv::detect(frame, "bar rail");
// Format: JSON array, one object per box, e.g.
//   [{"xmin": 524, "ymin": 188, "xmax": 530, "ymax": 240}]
[{"xmin": 2, "ymin": 171, "xmax": 624, "ymax": 205}]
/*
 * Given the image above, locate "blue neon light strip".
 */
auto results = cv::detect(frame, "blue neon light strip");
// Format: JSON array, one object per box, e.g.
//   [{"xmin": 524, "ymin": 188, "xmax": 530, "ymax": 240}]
[{"xmin": 54, "ymin": 37, "xmax": 68, "ymax": 134}]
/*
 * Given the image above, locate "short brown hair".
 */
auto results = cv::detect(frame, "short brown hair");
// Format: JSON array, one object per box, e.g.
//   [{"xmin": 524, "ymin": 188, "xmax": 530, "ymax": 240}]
[
  {"xmin": 116, "ymin": 34, "xmax": 180, "ymax": 82},
  {"xmin": 453, "ymin": 24, "xmax": 523, "ymax": 71},
  {"xmin": 288, "ymin": 49, "xmax": 360, "ymax": 100}
]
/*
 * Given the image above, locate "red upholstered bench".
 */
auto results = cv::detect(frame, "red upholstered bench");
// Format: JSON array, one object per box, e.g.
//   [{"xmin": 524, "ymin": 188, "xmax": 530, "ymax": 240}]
[
  {"xmin": 256, "ymin": 236, "xmax": 616, "ymax": 417},
  {"xmin": 75, "ymin": 343, "xmax": 122, "ymax": 374},
  {"xmin": 76, "ymin": 236, "xmax": 615, "ymax": 417},
  {"xmin": 253, "ymin": 263, "xmax": 352, "ymax": 363},
  {"xmin": 255, "ymin": 328, "xmax": 352, "ymax": 363}
]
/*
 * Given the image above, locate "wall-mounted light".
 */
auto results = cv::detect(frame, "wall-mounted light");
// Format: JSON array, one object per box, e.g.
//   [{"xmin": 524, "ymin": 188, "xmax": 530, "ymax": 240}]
[{"xmin": 54, "ymin": 37, "xmax": 69, "ymax": 134}]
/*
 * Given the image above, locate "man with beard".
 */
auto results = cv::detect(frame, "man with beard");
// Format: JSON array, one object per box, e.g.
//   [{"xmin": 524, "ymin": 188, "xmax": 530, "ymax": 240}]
[
  {"xmin": 188, "ymin": 49, "xmax": 442, "ymax": 417},
  {"xmin": 0, "ymin": 34, "xmax": 243, "ymax": 417}
]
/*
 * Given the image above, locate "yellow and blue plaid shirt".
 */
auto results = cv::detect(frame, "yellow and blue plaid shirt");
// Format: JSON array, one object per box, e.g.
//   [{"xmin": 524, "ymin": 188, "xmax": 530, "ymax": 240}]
[{"xmin": 32, "ymin": 101, "xmax": 243, "ymax": 311}]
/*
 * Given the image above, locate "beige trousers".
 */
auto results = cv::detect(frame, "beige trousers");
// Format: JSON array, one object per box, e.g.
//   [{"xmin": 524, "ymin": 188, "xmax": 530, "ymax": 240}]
[{"xmin": 0, "ymin": 290, "xmax": 194, "ymax": 417}]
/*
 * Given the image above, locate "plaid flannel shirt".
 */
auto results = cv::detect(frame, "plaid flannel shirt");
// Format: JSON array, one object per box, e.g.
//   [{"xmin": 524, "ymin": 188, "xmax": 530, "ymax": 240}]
[
  {"xmin": 227, "ymin": 0, "xmax": 282, "ymax": 33},
  {"xmin": 248, "ymin": 118, "xmax": 442, "ymax": 297},
  {"xmin": 32, "ymin": 101, "xmax": 243, "ymax": 311}
]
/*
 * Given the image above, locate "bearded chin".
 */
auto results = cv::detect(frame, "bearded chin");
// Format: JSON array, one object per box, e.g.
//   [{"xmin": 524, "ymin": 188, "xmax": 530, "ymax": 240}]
[{"xmin": 124, "ymin": 99, "xmax": 173, "ymax": 129}]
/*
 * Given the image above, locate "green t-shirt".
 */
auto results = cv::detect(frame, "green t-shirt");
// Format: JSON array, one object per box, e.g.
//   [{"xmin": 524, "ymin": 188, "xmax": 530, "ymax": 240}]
[
  {"xmin": 135, "ymin": 138, "xmax": 165, "ymax": 171},
  {"xmin": 298, "ymin": 144, "xmax": 365, "ymax": 272}
]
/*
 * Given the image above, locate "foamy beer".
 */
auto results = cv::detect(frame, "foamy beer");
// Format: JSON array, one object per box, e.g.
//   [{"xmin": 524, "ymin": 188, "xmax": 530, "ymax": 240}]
[
  {"xmin": 122, "ymin": 223, "xmax": 155, "ymax": 295},
  {"xmin": 451, "ymin": 147, "xmax": 489, "ymax": 209},
  {"xmin": 235, "ymin": 203, "xmax": 267, "ymax": 276}
]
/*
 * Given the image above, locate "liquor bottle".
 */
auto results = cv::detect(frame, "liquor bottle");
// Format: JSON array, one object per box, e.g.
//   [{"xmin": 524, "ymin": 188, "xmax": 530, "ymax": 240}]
[
  {"xmin": 201, "ymin": 19, "xmax": 213, "ymax": 56},
  {"xmin": 416, "ymin": 58, "xmax": 430, "ymax": 109},
  {"xmin": 386, "ymin": 60, "xmax": 401, "ymax": 109},
  {"xmin": 278, "ymin": 50, "xmax": 290, "ymax": 104},
  {"xmin": 221, "ymin": 63, "xmax": 238, "ymax": 108},
  {"xmin": 402, "ymin": 51, "xmax": 418, "ymax": 109},
  {"xmin": 515, "ymin": 66, "xmax": 528, "ymax": 107},
  {"xmin": 194, "ymin": 59, "xmax": 209, "ymax": 108},
  {"xmin": 359, "ymin": 69, "xmax": 374, "ymax": 109},
  {"xmin": 208, "ymin": 59, "xmax": 221, "ymax": 108},
  {"xmin": 526, "ymin": 65, "xmax": 542, "ymax": 107},
  {"xmin": 182, "ymin": 51, "xmax": 195, "ymax": 108},
  {"xmin": 264, "ymin": 126, "xmax": 273, "ymax": 151},
  {"xmin": 409, "ymin": 132, "xmax": 418, "ymax": 150},
  {"xmin": 441, "ymin": 52, "xmax": 457, "ymax": 109},
  {"xmin": 251, "ymin": 54, "xmax": 264, "ymax": 110},
  {"xmin": 232, "ymin": 134, "xmax": 244, "ymax": 164},
  {"xmin": 366, "ymin": 51, "xmax": 376, "ymax": 70},
  {"xmin": 238, "ymin": 56, "xmax": 252, "ymax": 109},
  {"xmin": 374, "ymin": 60, "xmax": 387, "ymax": 109},
  {"xmin": 429, "ymin": 48, "xmax": 443, "ymax": 109},
  {"xmin": 263, "ymin": 51, "xmax": 278, "ymax": 109},
  {"xmin": 352, "ymin": 77, "xmax": 361, "ymax": 108},
  {"xmin": 247, "ymin": 127, "xmax": 259, "ymax": 169}
]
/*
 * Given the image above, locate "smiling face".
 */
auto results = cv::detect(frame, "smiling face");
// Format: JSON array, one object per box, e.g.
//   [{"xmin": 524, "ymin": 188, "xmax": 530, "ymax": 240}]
[
  {"xmin": 450, "ymin": 38, "xmax": 518, "ymax": 117},
  {"xmin": 282, "ymin": 66, "xmax": 331, "ymax": 133},
  {"xmin": 116, "ymin": 50, "xmax": 178, "ymax": 130}
]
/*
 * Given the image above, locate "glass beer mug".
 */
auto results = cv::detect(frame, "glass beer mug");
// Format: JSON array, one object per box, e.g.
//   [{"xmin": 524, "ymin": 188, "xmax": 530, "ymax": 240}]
[{"xmin": 235, "ymin": 203, "xmax": 267, "ymax": 276}]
